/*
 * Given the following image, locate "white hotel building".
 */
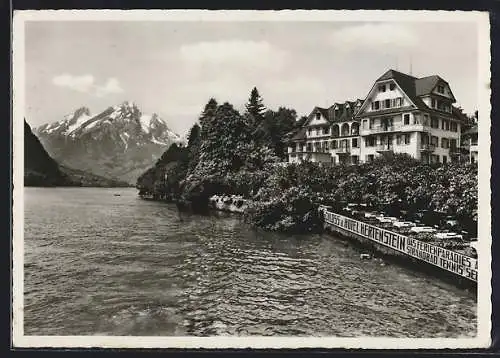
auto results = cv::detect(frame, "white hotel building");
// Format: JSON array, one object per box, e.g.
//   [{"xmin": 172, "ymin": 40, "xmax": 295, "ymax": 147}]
[{"xmin": 287, "ymin": 69, "xmax": 468, "ymax": 165}]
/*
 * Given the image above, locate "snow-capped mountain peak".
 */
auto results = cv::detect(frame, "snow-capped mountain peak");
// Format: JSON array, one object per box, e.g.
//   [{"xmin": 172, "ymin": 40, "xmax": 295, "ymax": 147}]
[
  {"xmin": 34, "ymin": 102, "xmax": 184, "ymax": 184},
  {"xmin": 36, "ymin": 102, "xmax": 182, "ymax": 143}
]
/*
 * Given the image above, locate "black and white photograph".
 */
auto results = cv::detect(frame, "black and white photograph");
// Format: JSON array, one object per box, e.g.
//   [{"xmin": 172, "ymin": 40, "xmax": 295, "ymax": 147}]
[{"xmin": 12, "ymin": 10, "xmax": 491, "ymax": 349}]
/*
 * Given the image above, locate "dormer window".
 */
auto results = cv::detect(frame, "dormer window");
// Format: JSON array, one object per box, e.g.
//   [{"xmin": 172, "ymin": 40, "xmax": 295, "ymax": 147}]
[
  {"xmin": 378, "ymin": 84, "xmax": 386, "ymax": 92},
  {"xmin": 431, "ymin": 98, "xmax": 436, "ymax": 108},
  {"xmin": 316, "ymin": 112, "xmax": 321, "ymax": 120},
  {"xmin": 390, "ymin": 83, "xmax": 396, "ymax": 91},
  {"xmin": 437, "ymin": 85, "xmax": 445, "ymax": 94}
]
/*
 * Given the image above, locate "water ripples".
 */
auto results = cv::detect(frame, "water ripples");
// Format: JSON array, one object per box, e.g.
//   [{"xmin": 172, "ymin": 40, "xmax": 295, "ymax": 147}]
[{"xmin": 23, "ymin": 187, "xmax": 477, "ymax": 337}]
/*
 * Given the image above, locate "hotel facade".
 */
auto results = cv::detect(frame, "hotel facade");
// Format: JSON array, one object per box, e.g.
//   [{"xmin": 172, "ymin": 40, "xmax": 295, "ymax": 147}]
[{"xmin": 287, "ymin": 69, "xmax": 469, "ymax": 165}]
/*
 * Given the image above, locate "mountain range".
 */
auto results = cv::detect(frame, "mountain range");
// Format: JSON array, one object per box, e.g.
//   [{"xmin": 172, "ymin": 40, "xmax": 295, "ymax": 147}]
[
  {"xmin": 24, "ymin": 120, "xmax": 130, "ymax": 187},
  {"xmin": 35, "ymin": 102, "xmax": 184, "ymax": 184}
]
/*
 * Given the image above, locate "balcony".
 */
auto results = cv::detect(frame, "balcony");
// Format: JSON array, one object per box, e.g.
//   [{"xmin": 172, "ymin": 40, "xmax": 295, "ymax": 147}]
[
  {"xmin": 294, "ymin": 151, "xmax": 331, "ymax": 163},
  {"xmin": 360, "ymin": 123, "xmax": 431, "ymax": 136},
  {"xmin": 420, "ymin": 144, "xmax": 436, "ymax": 152},
  {"xmin": 449, "ymin": 147, "xmax": 461, "ymax": 156},
  {"xmin": 335, "ymin": 146, "xmax": 351, "ymax": 154},
  {"xmin": 376, "ymin": 144, "xmax": 394, "ymax": 153},
  {"xmin": 360, "ymin": 126, "xmax": 397, "ymax": 135}
]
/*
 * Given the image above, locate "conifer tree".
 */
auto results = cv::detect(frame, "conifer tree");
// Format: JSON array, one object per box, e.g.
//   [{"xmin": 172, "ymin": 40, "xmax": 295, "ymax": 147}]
[
  {"xmin": 199, "ymin": 98, "xmax": 218, "ymax": 133},
  {"xmin": 245, "ymin": 87, "xmax": 266, "ymax": 128}
]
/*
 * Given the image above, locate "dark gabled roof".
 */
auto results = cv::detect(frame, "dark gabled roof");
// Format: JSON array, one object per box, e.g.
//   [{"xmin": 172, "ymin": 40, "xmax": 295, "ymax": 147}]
[
  {"xmin": 302, "ymin": 102, "xmax": 359, "ymax": 126},
  {"xmin": 364, "ymin": 69, "xmax": 458, "ymax": 117},
  {"xmin": 316, "ymin": 107, "xmax": 330, "ymax": 120},
  {"xmin": 302, "ymin": 107, "xmax": 330, "ymax": 127},
  {"xmin": 374, "ymin": 69, "xmax": 428, "ymax": 111},
  {"xmin": 462, "ymin": 124, "xmax": 478, "ymax": 136},
  {"xmin": 327, "ymin": 101, "xmax": 359, "ymax": 123},
  {"xmin": 415, "ymin": 75, "xmax": 441, "ymax": 96},
  {"xmin": 452, "ymin": 106, "xmax": 469, "ymax": 123}
]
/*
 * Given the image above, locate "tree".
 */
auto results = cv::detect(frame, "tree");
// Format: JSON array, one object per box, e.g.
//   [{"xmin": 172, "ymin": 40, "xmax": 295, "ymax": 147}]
[
  {"xmin": 199, "ymin": 98, "xmax": 218, "ymax": 134},
  {"xmin": 187, "ymin": 123, "xmax": 201, "ymax": 148},
  {"xmin": 245, "ymin": 87, "xmax": 266, "ymax": 129},
  {"xmin": 186, "ymin": 123, "xmax": 202, "ymax": 174}
]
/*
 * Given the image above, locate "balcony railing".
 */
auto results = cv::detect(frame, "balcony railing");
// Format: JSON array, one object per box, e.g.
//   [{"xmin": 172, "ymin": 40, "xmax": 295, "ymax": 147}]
[
  {"xmin": 376, "ymin": 144, "xmax": 394, "ymax": 152},
  {"xmin": 360, "ymin": 123, "xmax": 431, "ymax": 135},
  {"xmin": 360, "ymin": 126, "xmax": 396, "ymax": 135},
  {"xmin": 335, "ymin": 146, "xmax": 351, "ymax": 154},
  {"xmin": 420, "ymin": 144, "xmax": 436, "ymax": 152}
]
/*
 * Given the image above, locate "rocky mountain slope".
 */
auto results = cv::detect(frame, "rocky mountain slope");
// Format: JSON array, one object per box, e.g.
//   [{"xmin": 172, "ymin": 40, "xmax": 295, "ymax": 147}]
[
  {"xmin": 24, "ymin": 119, "xmax": 71, "ymax": 186},
  {"xmin": 35, "ymin": 102, "xmax": 183, "ymax": 184},
  {"xmin": 24, "ymin": 120, "xmax": 129, "ymax": 187}
]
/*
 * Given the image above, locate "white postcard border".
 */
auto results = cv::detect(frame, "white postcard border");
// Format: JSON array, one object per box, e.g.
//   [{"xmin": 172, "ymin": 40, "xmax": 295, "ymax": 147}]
[{"xmin": 12, "ymin": 9, "xmax": 492, "ymax": 349}]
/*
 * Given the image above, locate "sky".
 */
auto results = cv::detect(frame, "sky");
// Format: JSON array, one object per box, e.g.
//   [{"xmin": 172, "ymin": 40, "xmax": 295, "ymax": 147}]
[{"xmin": 24, "ymin": 19, "xmax": 480, "ymax": 136}]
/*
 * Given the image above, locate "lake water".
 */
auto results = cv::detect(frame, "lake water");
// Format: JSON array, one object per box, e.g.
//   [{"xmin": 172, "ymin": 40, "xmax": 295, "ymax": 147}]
[{"xmin": 23, "ymin": 187, "xmax": 477, "ymax": 337}]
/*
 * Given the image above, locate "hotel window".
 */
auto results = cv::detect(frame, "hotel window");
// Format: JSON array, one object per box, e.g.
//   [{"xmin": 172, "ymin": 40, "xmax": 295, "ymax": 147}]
[
  {"xmin": 307, "ymin": 143, "xmax": 312, "ymax": 152},
  {"xmin": 378, "ymin": 84, "xmax": 386, "ymax": 92},
  {"xmin": 308, "ymin": 128, "xmax": 312, "ymax": 136},
  {"xmin": 367, "ymin": 154, "xmax": 375, "ymax": 163},
  {"xmin": 451, "ymin": 122, "xmax": 458, "ymax": 132},
  {"xmin": 431, "ymin": 136, "xmax": 438, "ymax": 146},
  {"xmin": 404, "ymin": 134, "xmax": 411, "ymax": 145},
  {"xmin": 437, "ymin": 85, "xmax": 445, "ymax": 94},
  {"xmin": 403, "ymin": 114, "xmax": 410, "ymax": 125},
  {"xmin": 323, "ymin": 126, "xmax": 329, "ymax": 135},
  {"xmin": 369, "ymin": 118, "xmax": 374, "ymax": 129},
  {"xmin": 366, "ymin": 137, "xmax": 375, "ymax": 147},
  {"xmin": 442, "ymin": 155, "xmax": 448, "ymax": 164},
  {"xmin": 352, "ymin": 138, "xmax": 359, "ymax": 148},
  {"xmin": 432, "ymin": 98, "xmax": 436, "ymax": 108},
  {"xmin": 441, "ymin": 138, "xmax": 449, "ymax": 148},
  {"xmin": 362, "ymin": 119, "xmax": 368, "ymax": 129},
  {"xmin": 437, "ymin": 101, "xmax": 444, "ymax": 111},
  {"xmin": 431, "ymin": 117, "xmax": 439, "ymax": 129},
  {"xmin": 390, "ymin": 83, "xmax": 396, "ymax": 91},
  {"xmin": 372, "ymin": 101, "xmax": 380, "ymax": 110},
  {"xmin": 316, "ymin": 112, "xmax": 321, "ymax": 120},
  {"xmin": 423, "ymin": 114, "xmax": 429, "ymax": 125},
  {"xmin": 450, "ymin": 138, "xmax": 457, "ymax": 149},
  {"xmin": 396, "ymin": 135, "xmax": 402, "ymax": 145},
  {"xmin": 331, "ymin": 140, "xmax": 338, "ymax": 149},
  {"xmin": 441, "ymin": 119, "xmax": 450, "ymax": 131},
  {"xmin": 385, "ymin": 99, "xmax": 391, "ymax": 109},
  {"xmin": 351, "ymin": 155, "xmax": 359, "ymax": 164}
]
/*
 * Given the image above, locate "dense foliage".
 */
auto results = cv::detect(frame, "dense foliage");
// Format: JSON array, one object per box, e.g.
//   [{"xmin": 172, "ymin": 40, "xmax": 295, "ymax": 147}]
[
  {"xmin": 137, "ymin": 88, "xmax": 301, "ymax": 205},
  {"xmin": 136, "ymin": 90, "xmax": 478, "ymax": 234},
  {"xmin": 244, "ymin": 154, "xmax": 478, "ymax": 234}
]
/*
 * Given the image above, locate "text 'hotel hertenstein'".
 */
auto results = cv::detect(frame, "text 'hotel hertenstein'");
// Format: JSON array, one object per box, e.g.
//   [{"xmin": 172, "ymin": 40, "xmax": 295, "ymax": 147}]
[{"xmin": 287, "ymin": 69, "xmax": 477, "ymax": 165}]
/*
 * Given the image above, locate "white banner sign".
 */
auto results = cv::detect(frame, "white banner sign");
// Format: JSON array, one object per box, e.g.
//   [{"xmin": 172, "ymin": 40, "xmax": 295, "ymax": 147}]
[{"xmin": 323, "ymin": 210, "xmax": 478, "ymax": 282}]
